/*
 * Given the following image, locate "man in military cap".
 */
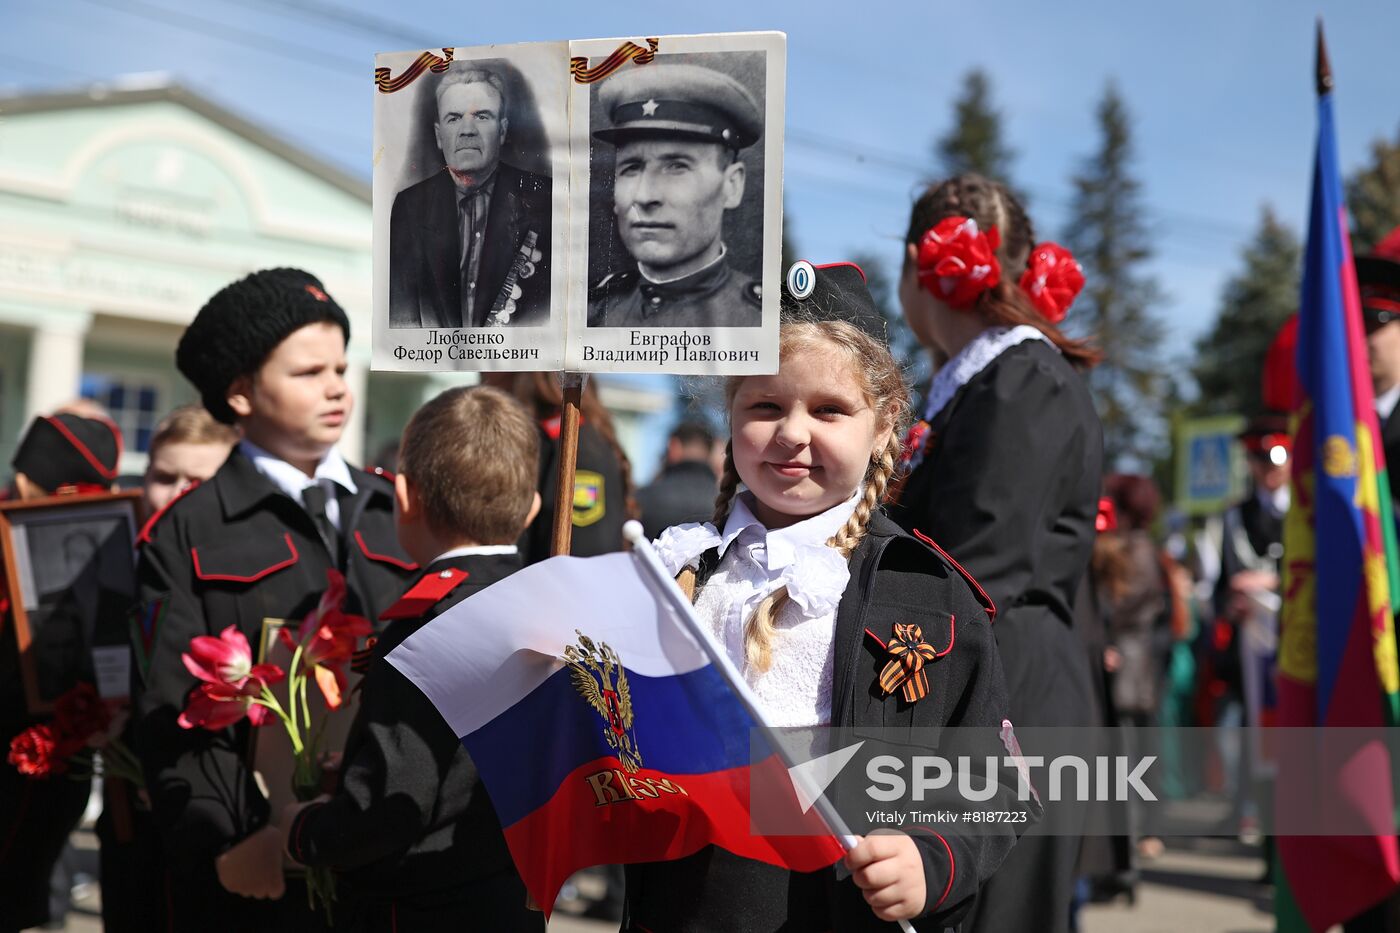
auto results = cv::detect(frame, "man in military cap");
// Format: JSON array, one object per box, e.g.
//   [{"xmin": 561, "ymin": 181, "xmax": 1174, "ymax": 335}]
[
  {"xmin": 587, "ymin": 62, "xmax": 764, "ymax": 329},
  {"xmin": 1359, "ymin": 226, "xmax": 1400, "ymax": 500},
  {"xmin": 390, "ymin": 66, "xmax": 551, "ymax": 329}
]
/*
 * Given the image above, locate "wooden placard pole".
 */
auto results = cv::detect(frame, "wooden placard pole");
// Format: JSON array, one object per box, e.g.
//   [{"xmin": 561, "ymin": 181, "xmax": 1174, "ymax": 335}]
[{"xmin": 549, "ymin": 372, "xmax": 586, "ymax": 557}]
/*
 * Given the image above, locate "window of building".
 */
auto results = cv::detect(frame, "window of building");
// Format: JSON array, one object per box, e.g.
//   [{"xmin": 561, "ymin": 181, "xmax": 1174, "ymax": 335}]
[{"xmin": 81, "ymin": 372, "xmax": 164, "ymax": 454}]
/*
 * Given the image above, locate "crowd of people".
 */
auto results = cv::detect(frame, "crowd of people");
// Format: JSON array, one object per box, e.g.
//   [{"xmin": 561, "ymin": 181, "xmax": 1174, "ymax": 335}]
[{"xmin": 2, "ymin": 172, "xmax": 1398, "ymax": 933}]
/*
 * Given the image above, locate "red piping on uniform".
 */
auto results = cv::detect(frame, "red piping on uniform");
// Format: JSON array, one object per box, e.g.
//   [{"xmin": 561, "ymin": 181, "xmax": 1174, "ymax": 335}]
[
  {"xmin": 930, "ymin": 831, "xmax": 956, "ymax": 910},
  {"xmin": 192, "ymin": 533, "xmax": 299, "ymax": 582},
  {"xmin": 137, "ymin": 480, "xmax": 201, "ymax": 546},
  {"xmin": 934, "ymin": 614, "xmax": 956, "ymax": 658},
  {"xmin": 911, "ymin": 529, "xmax": 996, "ymax": 622},
  {"xmin": 813, "ymin": 260, "xmax": 867, "ymax": 283},
  {"xmin": 391, "ymin": 901, "xmax": 398, "ymax": 933},
  {"xmin": 44, "ymin": 415, "xmax": 121, "ymax": 479},
  {"xmin": 864, "ymin": 628, "xmax": 886, "ymax": 650},
  {"xmin": 354, "ymin": 531, "xmax": 418, "ymax": 570}
]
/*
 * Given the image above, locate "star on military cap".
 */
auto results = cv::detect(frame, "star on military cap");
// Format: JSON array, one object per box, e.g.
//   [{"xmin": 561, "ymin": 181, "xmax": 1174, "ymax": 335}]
[{"xmin": 593, "ymin": 63, "xmax": 763, "ymax": 150}]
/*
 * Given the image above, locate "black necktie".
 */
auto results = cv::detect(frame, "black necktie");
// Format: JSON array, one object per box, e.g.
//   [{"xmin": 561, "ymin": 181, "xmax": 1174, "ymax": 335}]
[{"xmin": 302, "ymin": 483, "xmax": 341, "ymax": 568}]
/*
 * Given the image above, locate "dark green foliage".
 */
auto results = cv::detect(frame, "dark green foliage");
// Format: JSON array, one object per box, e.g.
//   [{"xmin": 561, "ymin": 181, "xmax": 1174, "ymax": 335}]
[
  {"xmin": 1062, "ymin": 83, "xmax": 1165, "ymax": 468},
  {"xmin": 1191, "ymin": 206, "xmax": 1301, "ymax": 418}
]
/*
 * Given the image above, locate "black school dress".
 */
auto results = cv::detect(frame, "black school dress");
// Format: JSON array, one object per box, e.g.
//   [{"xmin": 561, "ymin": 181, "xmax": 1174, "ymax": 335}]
[
  {"xmin": 624, "ymin": 513, "xmax": 1024, "ymax": 932},
  {"xmin": 887, "ymin": 333, "xmax": 1103, "ymax": 933}
]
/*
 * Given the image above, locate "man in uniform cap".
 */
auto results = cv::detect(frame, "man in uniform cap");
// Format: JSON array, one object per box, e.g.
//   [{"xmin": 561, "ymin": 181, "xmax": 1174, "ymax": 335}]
[
  {"xmin": 1358, "ymin": 226, "xmax": 1400, "ymax": 501},
  {"xmin": 587, "ymin": 63, "xmax": 764, "ymax": 329}
]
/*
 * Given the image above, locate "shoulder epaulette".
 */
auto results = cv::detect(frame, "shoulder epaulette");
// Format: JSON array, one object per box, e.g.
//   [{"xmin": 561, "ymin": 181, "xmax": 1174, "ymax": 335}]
[
  {"xmin": 380, "ymin": 567, "xmax": 470, "ymax": 621},
  {"xmin": 136, "ymin": 480, "xmax": 202, "ymax": 547},
  {"xmin": 910, "ymin": 528, "xmax": 996, "ymax": 623},
  {"xmin": 369, "ymin": 465, "xmax": 397, "ymax": 484}
]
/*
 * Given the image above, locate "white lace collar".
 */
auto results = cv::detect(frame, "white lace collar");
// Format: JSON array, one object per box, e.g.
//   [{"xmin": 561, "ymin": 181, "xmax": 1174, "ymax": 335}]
[
  {"xmin": 922, "ymin": 325, "xmax": 1053, "ymax": 423},
  {"xmin": 652, "ymin": 489, "xmax": 860, "ymax": 617}
]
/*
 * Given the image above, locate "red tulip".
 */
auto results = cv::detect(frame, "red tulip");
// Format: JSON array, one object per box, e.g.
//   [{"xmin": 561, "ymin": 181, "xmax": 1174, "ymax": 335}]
[
  {"xmin": 177, "ymin": 666, "xmax": 285, "ymax": 731},
  {"xmin": 277, "ymin": 570, "xmax": 371, "ymax": 709},
  {"xmin": 182, "ymin": 625, "xmax": 279, "ymax": 689}
]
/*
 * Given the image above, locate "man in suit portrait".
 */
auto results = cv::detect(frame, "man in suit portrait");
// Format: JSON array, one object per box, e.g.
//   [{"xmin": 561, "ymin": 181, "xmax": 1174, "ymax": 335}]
[
  {"xmin": 389, "ymin": 66, "xmax": 551, "ymax": 329},
  {"xmin": 587, "ymin": 63, "xmax": 764, "ymax": 329}
]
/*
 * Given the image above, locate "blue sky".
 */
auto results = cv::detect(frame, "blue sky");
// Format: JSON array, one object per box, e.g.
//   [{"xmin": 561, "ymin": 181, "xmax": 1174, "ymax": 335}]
[{"xmin": 4, "ymin": 0, "xmax": 1399, "ymax": 369}]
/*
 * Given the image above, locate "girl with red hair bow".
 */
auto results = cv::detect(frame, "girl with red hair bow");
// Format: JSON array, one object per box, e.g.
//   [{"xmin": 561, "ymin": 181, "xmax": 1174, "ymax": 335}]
[{"xmin": 888, "ymin": 173, "xmax": 1104, "ymax": 933}]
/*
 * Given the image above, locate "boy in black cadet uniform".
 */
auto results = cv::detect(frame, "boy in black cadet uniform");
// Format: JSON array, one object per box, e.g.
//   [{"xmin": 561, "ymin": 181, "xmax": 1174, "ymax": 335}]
[
  {"xmin": 0, "ymin": 414, "xmax": 122, "ymax": 933},
  {"xmin": 132, "ymin": 269, "xmax": 416, "ymax": 931},
  {"xmin": 280, "ymin": 385, "xmax": 544, "ymax": 933}
]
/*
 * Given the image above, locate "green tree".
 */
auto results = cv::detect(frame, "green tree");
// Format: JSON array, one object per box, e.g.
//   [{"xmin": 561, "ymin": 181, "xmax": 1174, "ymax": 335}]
[
  {"xmin": 935, "ymin": 68, "xmax": 1016, "ymax": 184},
  {"xmin": 849, "ymin": 251, "xmax": 931, "ymax": 393},
  {"xmin": 1347, "ymin": 126, "xmax": 1400, "ymax": 253},
  {"xmin": 1062, "ymin": 82, "xmax": 1165, "ymax": 468},
  {"xmin": 1191, "ymin": 206, "xmax": 1301, "ymax": 418}
]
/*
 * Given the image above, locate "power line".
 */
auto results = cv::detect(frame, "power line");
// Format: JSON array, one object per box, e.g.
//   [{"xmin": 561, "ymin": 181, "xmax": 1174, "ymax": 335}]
[
  {"xmin": 71, "ymin": 0, "xmax": 369, "ymax": 78},
  {"xmin": 52, "ymin": 0, "xmax": 1263, "ymax": 263}
]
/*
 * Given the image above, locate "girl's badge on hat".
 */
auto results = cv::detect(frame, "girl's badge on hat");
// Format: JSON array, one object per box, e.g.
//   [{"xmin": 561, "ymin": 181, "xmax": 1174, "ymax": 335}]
[{"xmin": 785, "ymin": 260, "xmax": 816, "ymax": 300}]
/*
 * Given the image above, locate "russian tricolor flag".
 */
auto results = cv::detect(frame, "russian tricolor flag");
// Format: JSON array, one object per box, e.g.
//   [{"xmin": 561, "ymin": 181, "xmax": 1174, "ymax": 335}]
[{"xmin": 387, "ymin": 546, "xmax": 846, "ymax": 916}]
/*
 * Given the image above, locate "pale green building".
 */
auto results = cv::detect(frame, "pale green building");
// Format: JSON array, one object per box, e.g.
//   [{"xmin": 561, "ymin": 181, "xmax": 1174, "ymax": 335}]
[{"xmin": 0, "ymin": 79, "xmax": 672, "ymax": 477}]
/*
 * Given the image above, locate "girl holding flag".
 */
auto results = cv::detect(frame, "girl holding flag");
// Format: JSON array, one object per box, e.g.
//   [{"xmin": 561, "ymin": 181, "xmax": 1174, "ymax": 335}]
[{"xmin": 630, "ymin": 263, "xmax": 1022, "ymax": 931}]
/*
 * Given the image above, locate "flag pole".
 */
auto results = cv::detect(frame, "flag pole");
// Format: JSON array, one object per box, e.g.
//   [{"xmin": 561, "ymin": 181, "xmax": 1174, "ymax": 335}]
[
  {"xmin": 549, "ymin": 372, "xmax": 585, "ymax": 557},
  {"xmin": 1316, "ymin": 18, "xmax": 1332, "ymax": 97},
  {"xmin": 623, "ymin": 521, "xmax": 918, "ymax": 933}
]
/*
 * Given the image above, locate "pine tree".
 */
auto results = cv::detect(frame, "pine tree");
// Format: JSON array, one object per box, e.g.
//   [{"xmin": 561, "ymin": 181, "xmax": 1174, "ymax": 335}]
[
  {"xmin": 849, "ymin": 251, "xmax": 931, "ymax": 393},
  {"xmin": 1062, "ymin": 82, "xmax": 1164, "ymax": 468},
  {"xmin": 1347, "ymin": 126, "xmax": 1400, "ymax": 253},
  {"xmin": 1191, "ymin": 206, "xmax": 1301, "ymax": 418},
  {"xmin": 935, "ymin": 69, "xmax": 1016, "ymax": 183}
]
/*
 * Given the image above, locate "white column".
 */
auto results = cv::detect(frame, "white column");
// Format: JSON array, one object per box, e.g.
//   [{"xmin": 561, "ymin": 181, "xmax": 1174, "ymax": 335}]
[
  {"xmin": 343, "ymin": 358, "xmax": 369, "ymax": 466},
  {"xmin": 23, "ymin": 317, "xmax": 90, "ymax": 421}
]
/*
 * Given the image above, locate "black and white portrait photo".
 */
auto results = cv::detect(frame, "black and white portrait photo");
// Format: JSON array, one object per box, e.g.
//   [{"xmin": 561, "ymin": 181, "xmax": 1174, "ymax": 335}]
[
  {"xmin": 0, "ymin": 493, "xmax": 140, "ymax": 710},
  {"xmin": 585, "ymin": 51, "xmax": 769, "ymax": 329},
  {"xmin": 387, "ymin": 59, "xmax": 555, "ymax": 329}
]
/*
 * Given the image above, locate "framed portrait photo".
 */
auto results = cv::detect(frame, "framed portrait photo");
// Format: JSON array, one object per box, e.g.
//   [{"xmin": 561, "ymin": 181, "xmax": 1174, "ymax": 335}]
[{"xmin": 0, "ymin": 491, "xmax": 141, "ymax": 714}]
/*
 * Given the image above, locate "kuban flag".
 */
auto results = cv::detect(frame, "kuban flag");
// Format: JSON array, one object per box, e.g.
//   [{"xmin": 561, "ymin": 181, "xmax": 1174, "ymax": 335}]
[{"xmin": 1275, "ymin": 23, "xmax": 1400, "ymax": 932}]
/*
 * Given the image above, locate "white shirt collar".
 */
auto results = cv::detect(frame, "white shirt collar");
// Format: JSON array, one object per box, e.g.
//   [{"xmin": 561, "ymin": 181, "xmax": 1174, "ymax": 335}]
[
  {"xmin": 430, "ymin": 544, "xmax": 519, "ymax": 564},
  {"xmin": 922, "ymin": 324, "xmax": 1053, "ymax": 423},
  {"xmin": 639, "ymin": 244, "xmax": 728, "ymax": 286},
  {"xmin": 239, "ymin": 438, "xmax": 358, "ymax": 502},
  {"xmin": 718, "ymin": 488, "xmax": 860, "ymax": 572},
  {"xmin": 1377, "ymin": 383, "xmax": 1400, "ymax": 422}
]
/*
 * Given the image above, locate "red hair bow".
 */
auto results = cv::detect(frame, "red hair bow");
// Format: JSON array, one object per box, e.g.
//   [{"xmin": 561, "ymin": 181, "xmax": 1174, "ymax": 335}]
[
  {"xmin": 916, "ymin": 217, "xmax": 1002, "ymax": 309},
  {"xmin": 1018, "ymin": 242, "xmax": 1084, "ymax": 324}
]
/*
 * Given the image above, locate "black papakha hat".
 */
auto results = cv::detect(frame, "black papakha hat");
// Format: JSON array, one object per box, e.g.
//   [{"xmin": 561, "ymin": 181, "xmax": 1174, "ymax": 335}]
[
  {"xmin": 592, "ymin": 63, "xmax": 763, "ymax": 150},
  {"xmin": 780, "ymin": 260, "xmax": 887, "ymax": 340},
  {"xmin": 177, "ymin": 268, "xmax": 350, "ymax": 424},
  {"xmin": 12, "ymin": 413, "xmax": 122, "ymax": 493}
]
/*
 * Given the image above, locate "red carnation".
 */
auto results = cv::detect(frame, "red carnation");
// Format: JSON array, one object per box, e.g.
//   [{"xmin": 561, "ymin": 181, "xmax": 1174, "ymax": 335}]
[
  {"xmin": 8, "ymin": 724, "xmax": 66, "ymax": 777},
  {"xmin": 916, "ymin": 216, "xmax": 1002, "ymax": 309},
  {"xmin": 52, "ymin": 682, "xmax": 111, "ymax": 751},
  {"xmin": 1018, "ymin": 242, "xmax": 1085, "ymax": 324}
]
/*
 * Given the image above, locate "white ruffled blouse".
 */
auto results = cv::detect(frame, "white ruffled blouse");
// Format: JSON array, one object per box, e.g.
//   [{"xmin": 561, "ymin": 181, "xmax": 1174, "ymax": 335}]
[{"xmin": 652, "ymin": 489, "xmax": 859, "ymax": 728}]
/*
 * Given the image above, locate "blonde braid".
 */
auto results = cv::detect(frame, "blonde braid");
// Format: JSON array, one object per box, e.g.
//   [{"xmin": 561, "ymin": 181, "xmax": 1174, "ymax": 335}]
[
  {"xmin": 677, "ymin": 443, "xmax": 740, "ymax": 603},
  {"xmin": 829, "ymin": 431, "xmax": 900, "ymax": 558}
]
